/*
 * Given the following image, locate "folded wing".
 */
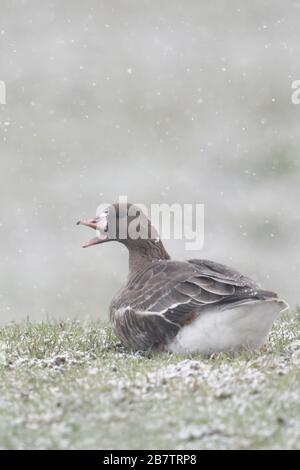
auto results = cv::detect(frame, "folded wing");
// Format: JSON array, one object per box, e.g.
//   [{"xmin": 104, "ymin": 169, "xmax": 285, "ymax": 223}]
[{"xmin": 110, "ymin": 259, "xmax": 277, "ymax": 351}]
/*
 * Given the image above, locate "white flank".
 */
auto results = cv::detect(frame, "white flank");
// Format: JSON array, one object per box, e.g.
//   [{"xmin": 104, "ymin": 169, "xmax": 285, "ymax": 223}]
[{"xmin": 167, "ymin": 299, "xmax": 289, "ymax": 355}]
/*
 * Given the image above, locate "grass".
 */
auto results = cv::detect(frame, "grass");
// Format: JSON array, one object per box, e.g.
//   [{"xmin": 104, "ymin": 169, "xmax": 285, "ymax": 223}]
[{"xmin": 0, "ymin": 313, "xmax": 300, "ymax": 450}]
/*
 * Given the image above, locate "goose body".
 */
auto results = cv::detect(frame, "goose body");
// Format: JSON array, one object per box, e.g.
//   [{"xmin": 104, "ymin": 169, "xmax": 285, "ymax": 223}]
[{"xmin": 78, "ymin": 203, "xmax": 288, "ymax": 355}]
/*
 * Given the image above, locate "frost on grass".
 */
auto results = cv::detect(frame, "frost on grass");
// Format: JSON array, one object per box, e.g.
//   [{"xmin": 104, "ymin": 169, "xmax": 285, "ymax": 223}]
[
  {"xmin": 0, "ymin": 314, "xmax": 299, "ymax": 449},
  {"xmin": 0, "ymin": 320, "xmax": 117, "ymax": 369}
]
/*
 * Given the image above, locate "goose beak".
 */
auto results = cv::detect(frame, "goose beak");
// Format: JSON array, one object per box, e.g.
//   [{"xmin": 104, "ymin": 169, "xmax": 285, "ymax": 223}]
[{"xmin": 77, "ymin": 215, "xmax": 108, "ymax": 248}]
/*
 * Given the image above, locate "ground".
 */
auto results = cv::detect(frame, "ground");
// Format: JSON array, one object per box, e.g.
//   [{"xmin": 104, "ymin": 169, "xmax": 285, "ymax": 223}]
[{"xmin": 0, "ymin": 312, "xmax": 300, "ymax": 450}]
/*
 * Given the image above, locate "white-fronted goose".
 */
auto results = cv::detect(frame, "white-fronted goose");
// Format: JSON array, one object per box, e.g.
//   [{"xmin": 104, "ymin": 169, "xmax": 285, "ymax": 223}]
[{"xmin": 77, "ymin": 203, "xmax": 288, "ymax": 355}]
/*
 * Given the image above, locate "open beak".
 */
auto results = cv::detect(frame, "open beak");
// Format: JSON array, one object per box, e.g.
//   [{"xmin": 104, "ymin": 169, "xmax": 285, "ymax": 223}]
[{"xmin": 76, "ymin": 215, "xmax": 108, "ymax": 248}]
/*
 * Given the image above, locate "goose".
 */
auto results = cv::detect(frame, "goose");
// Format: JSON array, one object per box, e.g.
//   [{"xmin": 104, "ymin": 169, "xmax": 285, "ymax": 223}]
[{"xmin": 77, "ymin": 203, "xmax": 288, "ymax": 355}]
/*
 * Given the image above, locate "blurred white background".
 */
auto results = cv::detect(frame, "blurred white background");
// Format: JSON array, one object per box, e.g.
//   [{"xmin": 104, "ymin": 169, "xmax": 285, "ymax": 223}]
[{"xmin": 1, "ymin": 0, "xmax": 300, "ymax": 324}]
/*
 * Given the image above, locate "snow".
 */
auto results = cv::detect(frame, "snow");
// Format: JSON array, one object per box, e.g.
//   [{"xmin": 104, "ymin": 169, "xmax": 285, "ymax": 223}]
[{"xmin": 0, "ymin": 1, "xmax": 299, "ymax": 324}]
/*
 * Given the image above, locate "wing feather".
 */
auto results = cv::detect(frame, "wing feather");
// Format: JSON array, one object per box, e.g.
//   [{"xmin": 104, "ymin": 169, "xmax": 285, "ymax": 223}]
[{"xmin": 110, "ymin": 259, "xmax": 275, "ymax": 351}]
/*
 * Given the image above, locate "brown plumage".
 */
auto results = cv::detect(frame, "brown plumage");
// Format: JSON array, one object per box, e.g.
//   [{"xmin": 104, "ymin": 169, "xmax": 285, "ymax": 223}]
[{"xmin": 78, "ymin": 203, "xmax": 288, "ymax": 354}]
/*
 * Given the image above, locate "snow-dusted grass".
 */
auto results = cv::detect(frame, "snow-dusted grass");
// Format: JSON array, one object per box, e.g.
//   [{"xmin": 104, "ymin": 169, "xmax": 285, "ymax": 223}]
[{"xmin": 0, "ymin": 313, "xmax": 300, "ymax": 449}]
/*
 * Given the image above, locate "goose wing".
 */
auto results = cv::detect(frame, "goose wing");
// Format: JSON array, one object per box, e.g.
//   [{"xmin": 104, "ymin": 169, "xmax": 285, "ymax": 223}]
[{"xmin": 110, "ymin": 259, "xmax": 276, "ymax": 351}]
